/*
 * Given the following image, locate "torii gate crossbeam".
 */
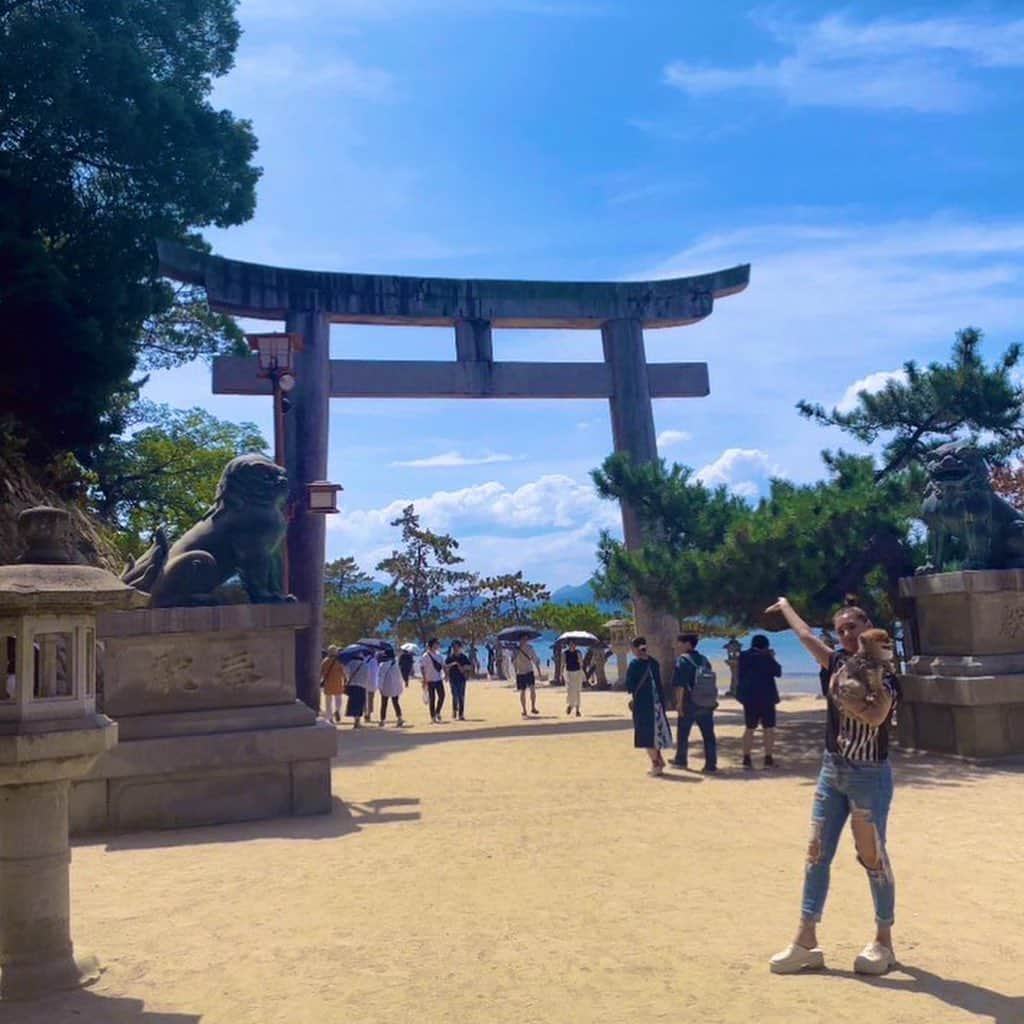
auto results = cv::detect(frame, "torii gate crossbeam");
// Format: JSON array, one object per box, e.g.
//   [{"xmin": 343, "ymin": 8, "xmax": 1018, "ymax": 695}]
[{"xmin": 158, "ymin": 241, "xmax": 750, "ymax": 709}]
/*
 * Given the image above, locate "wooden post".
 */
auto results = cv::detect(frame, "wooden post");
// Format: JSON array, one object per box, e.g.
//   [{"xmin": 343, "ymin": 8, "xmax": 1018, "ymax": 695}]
[
  {"xmin": 284, "ymin": 309, "xmax": 330, "ymax": 712},
  {"xmin": 601, "ymin": 318, "xmax": 679, "ymax": 690}
]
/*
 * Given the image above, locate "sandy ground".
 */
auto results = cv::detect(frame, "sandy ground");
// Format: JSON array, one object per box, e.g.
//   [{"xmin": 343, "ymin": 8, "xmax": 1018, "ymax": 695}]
[{"xmin": 7, "ymin": 683, "xmax": 1024, "ymax": 1024}]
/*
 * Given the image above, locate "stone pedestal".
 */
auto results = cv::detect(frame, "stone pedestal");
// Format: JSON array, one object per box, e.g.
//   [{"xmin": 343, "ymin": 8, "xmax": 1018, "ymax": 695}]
[
  {"xmin": 0, "ymin": 780, "xmax": 96, "ymax": 998},
  {"xmin": 898, "ymin": 571, "xmax": 1024, "ymax": 758},
  {"xmin": 0, "ymin": 717, "xmax": 117, "ymax": 999},
  {"xmin": 71, "ymin": 603, "xmax": 337, "ymax": 834}
]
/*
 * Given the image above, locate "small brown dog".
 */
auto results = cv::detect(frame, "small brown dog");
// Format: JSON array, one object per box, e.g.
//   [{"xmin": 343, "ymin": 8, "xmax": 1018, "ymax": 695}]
[{"xmin": 836, "ymin": 628, "xmax": 894, "ymax": 704}]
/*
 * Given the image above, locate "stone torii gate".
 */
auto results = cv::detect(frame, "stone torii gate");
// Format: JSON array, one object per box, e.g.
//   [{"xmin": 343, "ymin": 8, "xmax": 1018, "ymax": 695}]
[{"xmin": 158, "ymin": 241, "xmax": 749, "ymax": 708}]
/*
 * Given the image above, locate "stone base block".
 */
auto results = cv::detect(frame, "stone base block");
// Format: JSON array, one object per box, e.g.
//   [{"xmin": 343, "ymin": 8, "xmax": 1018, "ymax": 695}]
[
  {"xmin": 899, "ymin": 674, "xmax": 1024, "ymax": 758},
  {"xmin": 70, "ymin": 715, "xmax": 337, "ymax": 835}
]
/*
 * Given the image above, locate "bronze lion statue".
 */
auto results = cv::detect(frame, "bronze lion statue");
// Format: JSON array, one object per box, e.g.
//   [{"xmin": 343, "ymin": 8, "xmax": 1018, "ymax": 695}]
[
  {"xmin": 917, "ymin": 442, "xmax": 1024, "ymax": 573},
  {"xmin": 123, "ymin": 454, "xmax": 292, "ymax": 606}
]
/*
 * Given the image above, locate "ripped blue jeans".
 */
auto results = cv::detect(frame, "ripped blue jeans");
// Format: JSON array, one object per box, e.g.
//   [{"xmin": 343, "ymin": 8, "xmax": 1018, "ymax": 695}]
[{"xmin": 801, "ymin": 752, "xmax": 895, "ymax": 926}]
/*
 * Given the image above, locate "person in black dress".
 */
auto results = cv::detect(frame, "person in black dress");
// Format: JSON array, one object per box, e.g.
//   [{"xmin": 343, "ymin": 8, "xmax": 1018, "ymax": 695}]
[{"xmin": 623, "ymin": 636, "xmax": 674, "ymax": 776}]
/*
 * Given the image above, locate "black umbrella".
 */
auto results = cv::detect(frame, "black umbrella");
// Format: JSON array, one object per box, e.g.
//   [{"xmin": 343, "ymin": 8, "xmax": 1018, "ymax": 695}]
[
  {"xmin": 357, "ymin": 637, "xmax": 396, "ymax": 659},
  {"xmin": 496, "ymin": 626, "xmax": 542, "ymax": 643},
  {"xmin": 338, "ymin": 643, "xmax": 376, "ymax": 667}
]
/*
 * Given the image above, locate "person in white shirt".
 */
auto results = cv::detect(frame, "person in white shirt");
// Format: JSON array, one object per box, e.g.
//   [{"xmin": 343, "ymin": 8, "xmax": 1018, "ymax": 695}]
[
  {"xmin": 419, "ymin": 638, "xmax": 446, "ymax": 723},
  {"xmin": 512, "ymin": 637, "xmax": 542, "ymax": 718},
  {"xmin": 377, "ymin": 651, "xmax": 405, "ymax": 726}
]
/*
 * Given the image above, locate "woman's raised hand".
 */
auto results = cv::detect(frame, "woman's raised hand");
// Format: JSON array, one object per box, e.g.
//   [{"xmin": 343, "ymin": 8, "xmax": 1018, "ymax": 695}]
[{"xmin": 764, "ymin": 597, "xmax": 790, "ymax": 614}]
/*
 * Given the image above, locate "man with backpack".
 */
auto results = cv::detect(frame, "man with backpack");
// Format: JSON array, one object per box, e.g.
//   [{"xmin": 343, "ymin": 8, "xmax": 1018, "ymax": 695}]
[{"xmin": 669, "ymin": 632, "xmax": 718, "ymax": 773}]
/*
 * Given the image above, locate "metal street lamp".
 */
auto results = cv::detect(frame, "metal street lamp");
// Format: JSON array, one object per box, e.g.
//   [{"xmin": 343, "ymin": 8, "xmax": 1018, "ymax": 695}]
[{"xmin": 246, "ymin": 332, "xmax": 303, "ymax": 468}]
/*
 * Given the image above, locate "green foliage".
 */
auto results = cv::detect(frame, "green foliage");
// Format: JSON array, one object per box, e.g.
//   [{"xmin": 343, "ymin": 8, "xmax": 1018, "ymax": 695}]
[
  {"xmin": 591, "ymin": 453, "xmax": 748, "ymax": 619},
  {"xmin": 324, "ymin": 556, "xmax": 374, "ymax": 596},
  {"xmin": 376, "ymin": 505, "xmax": 469, "ymax": 643},
  {"xmin": 533, "ymin": 602, "xmax": 613, "ymax": 639},
  {"xmin": 591, "ymin": 452, "xmax": 924, "ymax": 632},
  {"xmin": 702, "ymin": 455, "xmax": 924, "ymax": 629},
  {"xmin": 0, "ymin": 0, "xmax": 259, "ymax": 458},
  {"xmin": 478, "ymin": 571, "xmax": 550, "ymax": 626},
  {"xmin": 798, "ymin": 328, "xmax": 1024, "ymax": 478},
  {"xmin": 89, "ymin": 401, "xmax": 266, "ymax": 559},
  {"xmin": 322, "ymin": 587, "xmax": 404, "ymax": 648}
]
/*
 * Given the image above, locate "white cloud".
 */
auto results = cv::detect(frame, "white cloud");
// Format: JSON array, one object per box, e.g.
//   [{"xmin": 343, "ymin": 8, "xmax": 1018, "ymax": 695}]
[
  {"xmin": 326, "ymin": 474, "xmax": 621, "ymax": 587},
  {"xmin": 696, "ymin": 449, "xmax": 783, "ymax": 499},
  {"xmin": 220, "ymin": 47, "xmax": 395, "ymax": 101},
  {"xmin": 656, "ymin": 428, "xmax": 691, "ymax": 449},
  {"xmin": 664, "ymin": 12, "xmax": 1024, "ymax": 112},
  {"xmin": 640, "ymin": 212, "xmax": 1024, "ymax": 482},
  {"xmin": 835, "ymin": 370, "xmax": 907, "ymax": 414},
  {"xmin": 391, "ymin": 450, "xmax": 522, "ymax": 468}
]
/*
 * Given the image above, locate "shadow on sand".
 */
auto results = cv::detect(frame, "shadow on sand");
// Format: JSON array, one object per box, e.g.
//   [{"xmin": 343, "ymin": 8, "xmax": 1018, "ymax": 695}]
[
  {"xmin": 822, "ymin": 965, "xmax": 1024, "ymax": 1024},
  {"xmin": 91, "ymin": 796, "xmax": 420, "ymax": 853},
  {"xmin": 7, "ymin": 990, "xmax": 202, "ymax": 1024}
]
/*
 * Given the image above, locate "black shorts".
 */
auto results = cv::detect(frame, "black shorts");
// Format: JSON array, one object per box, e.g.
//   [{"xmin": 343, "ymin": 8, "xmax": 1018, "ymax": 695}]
[
  {"xmin": 516, "ymin": 672, "xmax": 536, "ymax": 691},
  {"xmin": 744, "ymin": 704, "xmax": 776, "ymax": 729}
]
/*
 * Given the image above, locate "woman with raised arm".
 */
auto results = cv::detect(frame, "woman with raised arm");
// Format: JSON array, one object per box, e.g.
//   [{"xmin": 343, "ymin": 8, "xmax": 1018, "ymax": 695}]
[{"xmin": 766, "ymin": 596, "xmax": 899, "ymax": 978}]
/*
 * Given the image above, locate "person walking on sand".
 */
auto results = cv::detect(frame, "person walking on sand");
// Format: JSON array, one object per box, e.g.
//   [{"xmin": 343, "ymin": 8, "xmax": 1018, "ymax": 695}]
[
  {"xmin": 669, "ymin": 633, "xmax": 717, "ymax": 773},
  {"xmin": 398, "ymin": 645, "xmax": 415, "ymax": 687},
  {"xmin": 378, "ymin": 649, "xmax": 405, "ymax": 726},
  {"xmin": 343, "ymin": 653, "xmax": 372, "ymax": 728},
  {"xmin": 445, "ymin": 640, "xmax": 472, "ymax": 721},
  {"xmin": 624, "ymin": 636, "xmax": 673, "ymax": 776},
  {"xmin": 512, "ymin": 636, "xmax": 542, "ymax": 718},
  {"xmin": 419, "ymin": 638, "xmax": 446, "ymax": 724},
  {"xmin": 362, "ymin": 650, "xmax": 380, "ymax": 724},
  {"xmin": 563, "ymin": 640, "xmax": 584, "ymax": 717},
  {"xmin": 766, "ymin": 596, "xmax": 900, "ymax": 977},
  {"xmin": 319, "ymin": 645, "xmax": 346, "ymax": 724},
  {"xmin": 737, "ymin": 635, "xmax": 783, "ymax": 768}
]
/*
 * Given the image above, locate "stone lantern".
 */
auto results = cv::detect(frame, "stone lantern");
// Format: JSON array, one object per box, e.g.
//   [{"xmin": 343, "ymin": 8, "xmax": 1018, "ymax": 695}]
[
  {"xmin": 0, "ymin": 507, "xmax": 146, "ymax": 1000},
  {"xmin": 603, "ymin": 618, "xmax": 634, "ymax": 689}
]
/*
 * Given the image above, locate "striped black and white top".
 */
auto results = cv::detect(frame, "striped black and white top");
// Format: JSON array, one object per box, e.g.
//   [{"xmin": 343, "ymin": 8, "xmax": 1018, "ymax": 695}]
[{"xmin": 823, "ymin": 651, "xmax": 899, "ymax": 762}]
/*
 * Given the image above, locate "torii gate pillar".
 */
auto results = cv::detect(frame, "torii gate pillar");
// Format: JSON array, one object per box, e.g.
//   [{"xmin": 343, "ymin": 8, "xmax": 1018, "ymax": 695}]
[
  {"xmin": 284, "ymin": 309, "xmax": 331, "ymax": 709},
  {"xmin": 602, "ymin": 318, "xmax": 680, "ymax": 682}
]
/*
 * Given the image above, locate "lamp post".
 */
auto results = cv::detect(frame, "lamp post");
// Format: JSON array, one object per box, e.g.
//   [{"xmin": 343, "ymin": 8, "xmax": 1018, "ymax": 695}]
[
  {"xmin": 246, "ymin": 332, "xmax": 302, "ymax": 469},
  {"xmin": 246, "ymin": 333, "xmax": 303, "ymax": 591}
]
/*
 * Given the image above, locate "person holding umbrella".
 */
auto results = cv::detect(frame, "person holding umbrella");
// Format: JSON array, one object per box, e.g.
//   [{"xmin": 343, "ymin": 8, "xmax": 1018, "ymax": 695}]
[
  {"xmin": 510, "ymin": 633, "xmax": 542, "ymax": 718},
  {"xmin": 562, "ymin": 638, "xmax": 586, "ymax": 717},
  {"xmin": 339, "ymin": 644, "xmax": 375, "ymax": 729}
]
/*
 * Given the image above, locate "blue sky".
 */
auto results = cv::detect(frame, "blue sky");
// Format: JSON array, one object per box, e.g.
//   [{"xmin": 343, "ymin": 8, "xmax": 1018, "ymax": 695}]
[{"xmin": 144, "ymin": 2, "xmax": 1024, "ymax": 588}]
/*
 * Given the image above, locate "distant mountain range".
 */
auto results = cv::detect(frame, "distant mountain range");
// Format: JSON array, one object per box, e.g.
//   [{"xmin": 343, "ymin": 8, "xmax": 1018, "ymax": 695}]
[{"xmin": 549, "ymin": 581, "xmax": 622, "ymax": 614}]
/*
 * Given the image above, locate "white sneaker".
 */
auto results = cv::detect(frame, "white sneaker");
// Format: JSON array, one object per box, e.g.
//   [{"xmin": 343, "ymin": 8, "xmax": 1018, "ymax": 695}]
[
  {"xmin": 769, "ymin": 943, "xmax": 825, "ymax": 974},
  {"xmin": 854, "ymin": 942, "xmax": 895, "ymax": 975}
]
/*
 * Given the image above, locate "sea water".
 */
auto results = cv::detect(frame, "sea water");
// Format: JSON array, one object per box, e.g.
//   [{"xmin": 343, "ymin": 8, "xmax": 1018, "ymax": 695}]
[{"xmin": 526, "ymin": 629, "xmax": 824, "ymax": 695}]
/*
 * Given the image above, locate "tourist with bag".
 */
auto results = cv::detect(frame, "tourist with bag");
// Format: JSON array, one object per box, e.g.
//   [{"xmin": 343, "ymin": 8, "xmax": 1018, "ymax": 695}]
[
  {"xmin": 319, "ymin": 644, "xmax": 347, "ymax": 724},
  {"xmin": 512, "ymin": 636, "xmax": 542, "ymax": 718},
  {"xmin": 624, "ymin": 636, "xmax": 673, "ymax": 776},
  {"xmin": 669, "ymin": 632, "xmax": 718, "ymax": 772},
  {"xmin": 737, "ymin": 634, "xmax": 783, "ymax": 768},
  {"xmin": 419, "ymin": 638, "xmax": 446, "ymax": 723},
  {"xmin": 343, "ymin": 654, "xmax": 371, "ymax": 729}
]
